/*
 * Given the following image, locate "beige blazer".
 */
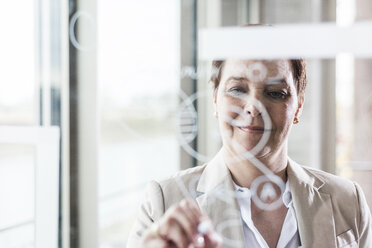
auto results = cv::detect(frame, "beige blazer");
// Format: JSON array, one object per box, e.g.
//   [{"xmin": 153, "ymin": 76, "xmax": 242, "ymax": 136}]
[{"xmin": 127, "ymin": 150, "xmax": 372, "ymax": 248}]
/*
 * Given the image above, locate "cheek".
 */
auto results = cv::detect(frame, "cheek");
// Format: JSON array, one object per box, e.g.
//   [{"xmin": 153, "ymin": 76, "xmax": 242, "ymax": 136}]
[
  {"xmin": 218, "ymin": 107, "xmax": 239, "ymax": 130},
  {"xmin": 216, "ymin": 95, "xmax": 242, "ymax": 119},
  {"xmin": 270, "ymin": 103, "xmax": 297, "ymax": 130}
]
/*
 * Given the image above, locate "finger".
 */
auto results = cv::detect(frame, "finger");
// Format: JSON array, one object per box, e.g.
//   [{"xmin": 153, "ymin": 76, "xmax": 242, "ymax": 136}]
[
  {"xmin": 186, "ymin": 199, "xmax": 204, "ymax": 220},
  {"xmin": 143, "ymin": 238, "xmax": 169, "ymax": 248},
  {"xmin": 168, "ymin": 206, "xmax": 198, "ymax": 245},
  {"xmin": 184, "ymin": 199, "xmax": 209, "ymax": 231},
  {"xmin": 140, "ymin": 227, "xmax": 170, "ymax": 248},
  {"xmin": 193, "ymin": 234, "xmax": 206, "ymax": 248},
  {"xmin": 179, "ymin": 200, "xmax": 200, "ymax": 227},
  {"xmin": 165, "ymin": 219, "xmax": 189, "ymax": 248},
  {"xmin": 180, "ymin": 200, "xmax": 216, "ymax": 245},
  {"xmin": 204, "ymin": 231, "xmax": 223, "ymax": 248},
  {"xmin": 179, "ymin": 200, "xmax": 204, "ymax": 239}
]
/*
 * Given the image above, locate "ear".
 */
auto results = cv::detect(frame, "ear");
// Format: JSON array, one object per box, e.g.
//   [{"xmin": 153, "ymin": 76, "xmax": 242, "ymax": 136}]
[
  {"xmin": 213, "ymin": 87, "xmax": 217, "ymax": 104},
  {"xmin": 212, "ymin": 87, "xmax": 218, "ymax": 116},
  {"xmin": 295, "ymin": 94, "xmax": 305, "ymax": 118}
]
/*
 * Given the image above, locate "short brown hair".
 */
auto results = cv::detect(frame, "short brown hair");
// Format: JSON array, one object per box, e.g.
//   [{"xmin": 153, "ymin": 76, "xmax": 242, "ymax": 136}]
[
  {"xmin": 209, "ymin": 24, "xmax": 307, "ymax": 96},
  {"xmin": 210, "ymin": 59, "xmax": 307, "ymax": 96}
]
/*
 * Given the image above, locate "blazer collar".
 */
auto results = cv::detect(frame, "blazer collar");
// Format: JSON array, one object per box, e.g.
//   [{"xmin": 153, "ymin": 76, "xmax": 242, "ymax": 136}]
[
  {"xmin": 287, "ymin": 157, "xmax": 325, "ymax": 190},
  {"xmin": 196, "ymin": 149, "xmax": 231, "ymax": 194},
  {"xmin": 287, "ymin": 159, "xmax": 336, "ymax": 248},
  {"xmin": 196, "ymin": 151, "xmax": 337, "ymax": 248},
  {"xmin": 196, "ymin": 149, "xmax": 245, "ymax": 248},
  {"xmin": 196, "ymin": 151, "xmax": 326, "ymax": 193}
]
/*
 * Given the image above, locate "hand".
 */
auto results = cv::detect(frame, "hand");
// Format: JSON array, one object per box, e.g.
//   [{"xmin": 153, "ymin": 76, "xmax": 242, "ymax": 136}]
[{"xmin": 140, "ymin": 199, "xmax": 222, "ymax": 248}]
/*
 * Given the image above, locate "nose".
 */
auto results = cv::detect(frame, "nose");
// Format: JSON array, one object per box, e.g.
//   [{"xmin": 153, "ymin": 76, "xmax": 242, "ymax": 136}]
[{"xmin": 244, "ymin": 104, "xmax": 261, "ymax": 117}]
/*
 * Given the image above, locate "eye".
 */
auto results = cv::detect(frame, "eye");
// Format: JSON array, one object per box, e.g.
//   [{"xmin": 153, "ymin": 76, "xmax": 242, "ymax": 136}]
[
  {"xmin": 267, "ymin": 91, "xmax": 287, "ymax": 99},
  {"xmin": 227, "ymin": 87, "xmax": 246, "ymax": 96}
]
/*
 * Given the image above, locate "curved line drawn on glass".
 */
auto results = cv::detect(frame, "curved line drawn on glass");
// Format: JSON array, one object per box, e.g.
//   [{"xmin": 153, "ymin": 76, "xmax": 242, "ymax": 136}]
[
  {"xmin": 69, "ymin": 11, "xmax": 97, "ymax": 51},
  {"xmin": 177, "ymin": 90, "xmax": 211, "ymax": 163},
  {"xmin": 171, "ymin": 62, "xmax": 301, "ymax": 246},
  {"xmin": 219, "ymin": 98, "xmax": 272, "ymax": 160},
  {"xmin": 180, "ymin": 65, "xmax": 219, "ymax": 80},
  {"xmin": 176, "ymin": 91, "xmax": 198, "ymax": 144},
  {"xmin": 246, "ymin": 61, "xmax": 268, "ymax": 83}
]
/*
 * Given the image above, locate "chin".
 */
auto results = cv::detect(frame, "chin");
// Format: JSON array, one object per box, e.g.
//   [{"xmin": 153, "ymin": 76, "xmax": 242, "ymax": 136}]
[
  {"xmin": 238, "ymin": 138, "xmax": 261, "ymax": 150},
  {"xmin": 230, "ymin": 140, "xmax": 261, "ymax": 155}
]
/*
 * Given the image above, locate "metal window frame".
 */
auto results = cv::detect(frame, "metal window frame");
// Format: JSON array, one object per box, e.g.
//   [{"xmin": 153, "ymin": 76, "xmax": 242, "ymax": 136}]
[
  {"xmin": 0, "ymin": 126, "xmax": 60, "ymax": 248},
  {"xmin": 196, "ymin": 0, "xmax": 349, "ymax": 173},
  {"xmin": 68, "ymin": 0, "xmax": 98, "ymax": 247},
  {"xmin": 63, "ymin": 1, "xmax": 344, "ymax": 248},
  {"xmin": 179, "ymin": 0, "xmax": 200, "ymax": 169},
  {"xmin": 35, "ymin": 0, "xmax": 70, "ymax": 246}
]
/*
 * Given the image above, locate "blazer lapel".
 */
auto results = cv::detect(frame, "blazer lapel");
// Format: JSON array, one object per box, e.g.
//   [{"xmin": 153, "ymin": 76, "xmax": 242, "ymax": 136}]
[
  {"xmin": 287, "ymin": 158, "xmax": 337, "ymax": 248},
  {"xmin": 196, "ymin": 149, "xmax": 245, "ymax": 248}
]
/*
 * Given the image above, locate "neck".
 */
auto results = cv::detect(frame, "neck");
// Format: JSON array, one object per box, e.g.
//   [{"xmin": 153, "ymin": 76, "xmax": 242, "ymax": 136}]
[{"xmin": 223, "ymin": 144, "xmax": 288, "ymax": 188}]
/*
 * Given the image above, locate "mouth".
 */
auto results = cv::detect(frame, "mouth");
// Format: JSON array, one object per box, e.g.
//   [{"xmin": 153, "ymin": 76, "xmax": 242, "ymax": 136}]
[{"xmin": 237, "ymin": 126, "xmax": 268, "ymax": 134}]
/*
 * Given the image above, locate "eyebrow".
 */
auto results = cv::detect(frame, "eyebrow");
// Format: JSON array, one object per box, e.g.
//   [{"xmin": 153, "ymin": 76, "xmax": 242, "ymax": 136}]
[
  {"xmin": 266, "ymin": 77, "xmax": 286, "ymax": 85},
  {"xmin": 225, "ymin": 76, "xmax": 290, "ymax": 88},
  {"xmin": 226, "ymin": 76, "xmax": 246, "ymax": 82}
]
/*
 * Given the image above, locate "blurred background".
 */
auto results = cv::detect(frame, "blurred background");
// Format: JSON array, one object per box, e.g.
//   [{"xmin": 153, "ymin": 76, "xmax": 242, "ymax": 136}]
[{"xmin": 1, "ymin": 0, "xmax": 372, "ymax": 247}]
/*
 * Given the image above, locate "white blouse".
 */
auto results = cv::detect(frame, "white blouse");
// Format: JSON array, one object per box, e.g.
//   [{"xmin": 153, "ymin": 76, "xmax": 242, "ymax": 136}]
[{"xmin": 234, "ymin": 181, "xmax": 302, "ymax": 248}]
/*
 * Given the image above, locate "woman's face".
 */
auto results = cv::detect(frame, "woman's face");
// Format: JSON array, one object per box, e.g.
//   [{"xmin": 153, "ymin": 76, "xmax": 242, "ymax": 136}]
[{"xmin": 213, "ymin": 59, "xmax": 304, "ymax": 158}]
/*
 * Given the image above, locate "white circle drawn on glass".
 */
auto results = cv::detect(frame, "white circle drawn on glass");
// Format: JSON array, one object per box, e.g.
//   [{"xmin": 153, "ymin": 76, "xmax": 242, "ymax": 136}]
[
  {"xmin": 177, "ymin": 89, "xmax": 272, "ymax": 163},
  {"xmin": 176, "ymin": 92, "xmax": 198, "ymax": 143},
  {"xmin": 219, "ymin": 98, "xmax": 272, "ymax": 162},
  {"xmin": 176, "ymin": 63, "xmax": 284, "ymax": 210},
  {"xmin": 214, "ymin": 72, "xmax": 285, "ymax": 210},
  {"xmin": 223, "ymin": 105, "xmax": 253, "ymax": 129},
  {"xmin": 250, "ymin": 174, "xmax": 285, "ymax": 211},
  {"xmin": 246, "ymin": 62, "xmax": 268, "ymax": 83},
  {"xmin": 264, "ymin": 60, "xmax": 293, "ymax": 86},
  {"xmin": 69, "ymin": 11, "xmax": 96, "ymax": 51},
  {"xmin": 177, "ymin": 90, "xmax": 213, "ymax": 163}
]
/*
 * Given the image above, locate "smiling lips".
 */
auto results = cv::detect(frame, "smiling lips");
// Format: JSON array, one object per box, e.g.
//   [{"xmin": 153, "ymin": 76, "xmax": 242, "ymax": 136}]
[{"xmin": 238, "ymin": 126, "xmax": 268, "ymax": 134}]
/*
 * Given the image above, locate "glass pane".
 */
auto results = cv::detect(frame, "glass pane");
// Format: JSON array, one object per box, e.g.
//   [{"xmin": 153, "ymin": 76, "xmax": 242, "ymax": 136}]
[
  {"xmin": 336, "ymin": 57, "xmax": 372, "ymax": 208},
  {"xmin": 0, "ymin": 144, "xmax": 35, "ymax": 248},
  {"xmin": 197, "ymin": 0, "xmax": 337, "ymax": 167},
  {"xmin": 0, "ymin": 1, "xmax": 36, "ymax": 125},
  {"xmin": 97, "ymin": 0, "xmax": 180, "ymax": 246}
]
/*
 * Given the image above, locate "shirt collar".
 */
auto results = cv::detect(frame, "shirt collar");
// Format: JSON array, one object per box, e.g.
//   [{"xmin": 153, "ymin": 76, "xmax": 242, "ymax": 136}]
[{"xmin": 233, "ymin": 180, "xmax": 293, "ymax": 208}]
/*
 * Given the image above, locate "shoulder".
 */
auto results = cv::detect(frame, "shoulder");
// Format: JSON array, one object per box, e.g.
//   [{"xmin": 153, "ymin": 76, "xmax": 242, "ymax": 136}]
[
  {"xmin": 148, "ymin": 164, "xmax": 207, "ymax": 210},
  {"xmin": 300, "ymin": 165, "xmax": 366, "ymax": 229},
  {"xmin": 159, "ymin": 164, "xmax": 207, "ymax": 188},
  {"xmin": 288, "ymin": 160, "xmax": 361, "ymax": 218},
  {"xmin": 302, "ymin": 165, "xmax": 357, "ymax": 197},
  {"xmin": 127, "ymin": 164, "xmax": 208, "ymax": 246},
  {"xmin": 303, "ymin": 166, "xmax": 372, "ymax": 245}
]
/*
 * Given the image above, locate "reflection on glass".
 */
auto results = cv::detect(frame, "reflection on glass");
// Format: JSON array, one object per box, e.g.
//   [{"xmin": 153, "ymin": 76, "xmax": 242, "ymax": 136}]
[
  {"xmin": 0, "ymin": 1, "xmax": 36, "ymax": 125},
  {"xmin": 97, "ymin": 0, "xmax": 180, "ymax": 246},
  {"xmin": 0, "ymin": 144, "xmax": 35, "ymax": 247},
  {"xmin": 336, "ymin": 57, "xmax": 372, "ymax": 208}
]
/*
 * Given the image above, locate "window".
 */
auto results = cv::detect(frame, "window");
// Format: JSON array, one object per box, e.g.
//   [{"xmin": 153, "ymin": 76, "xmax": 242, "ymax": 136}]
[
  {"xmin": 2, "ymin": 1, "xmax": 372, "ymax": 248},
  {"xmin": 97, "ymin": 0, "xmax": 181, "ymax": 246}
]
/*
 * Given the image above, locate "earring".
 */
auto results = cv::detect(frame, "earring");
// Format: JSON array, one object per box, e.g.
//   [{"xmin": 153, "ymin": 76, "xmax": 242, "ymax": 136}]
[{"xmin": 293, "ymin": 117, "xmax": 299, "ymax": 124}]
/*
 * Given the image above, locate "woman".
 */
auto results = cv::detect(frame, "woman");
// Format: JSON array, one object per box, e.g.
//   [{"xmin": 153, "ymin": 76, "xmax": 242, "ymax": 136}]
[{"xmin": 127, "ymin": 58, "xmax": 371, "ymax": 248}]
